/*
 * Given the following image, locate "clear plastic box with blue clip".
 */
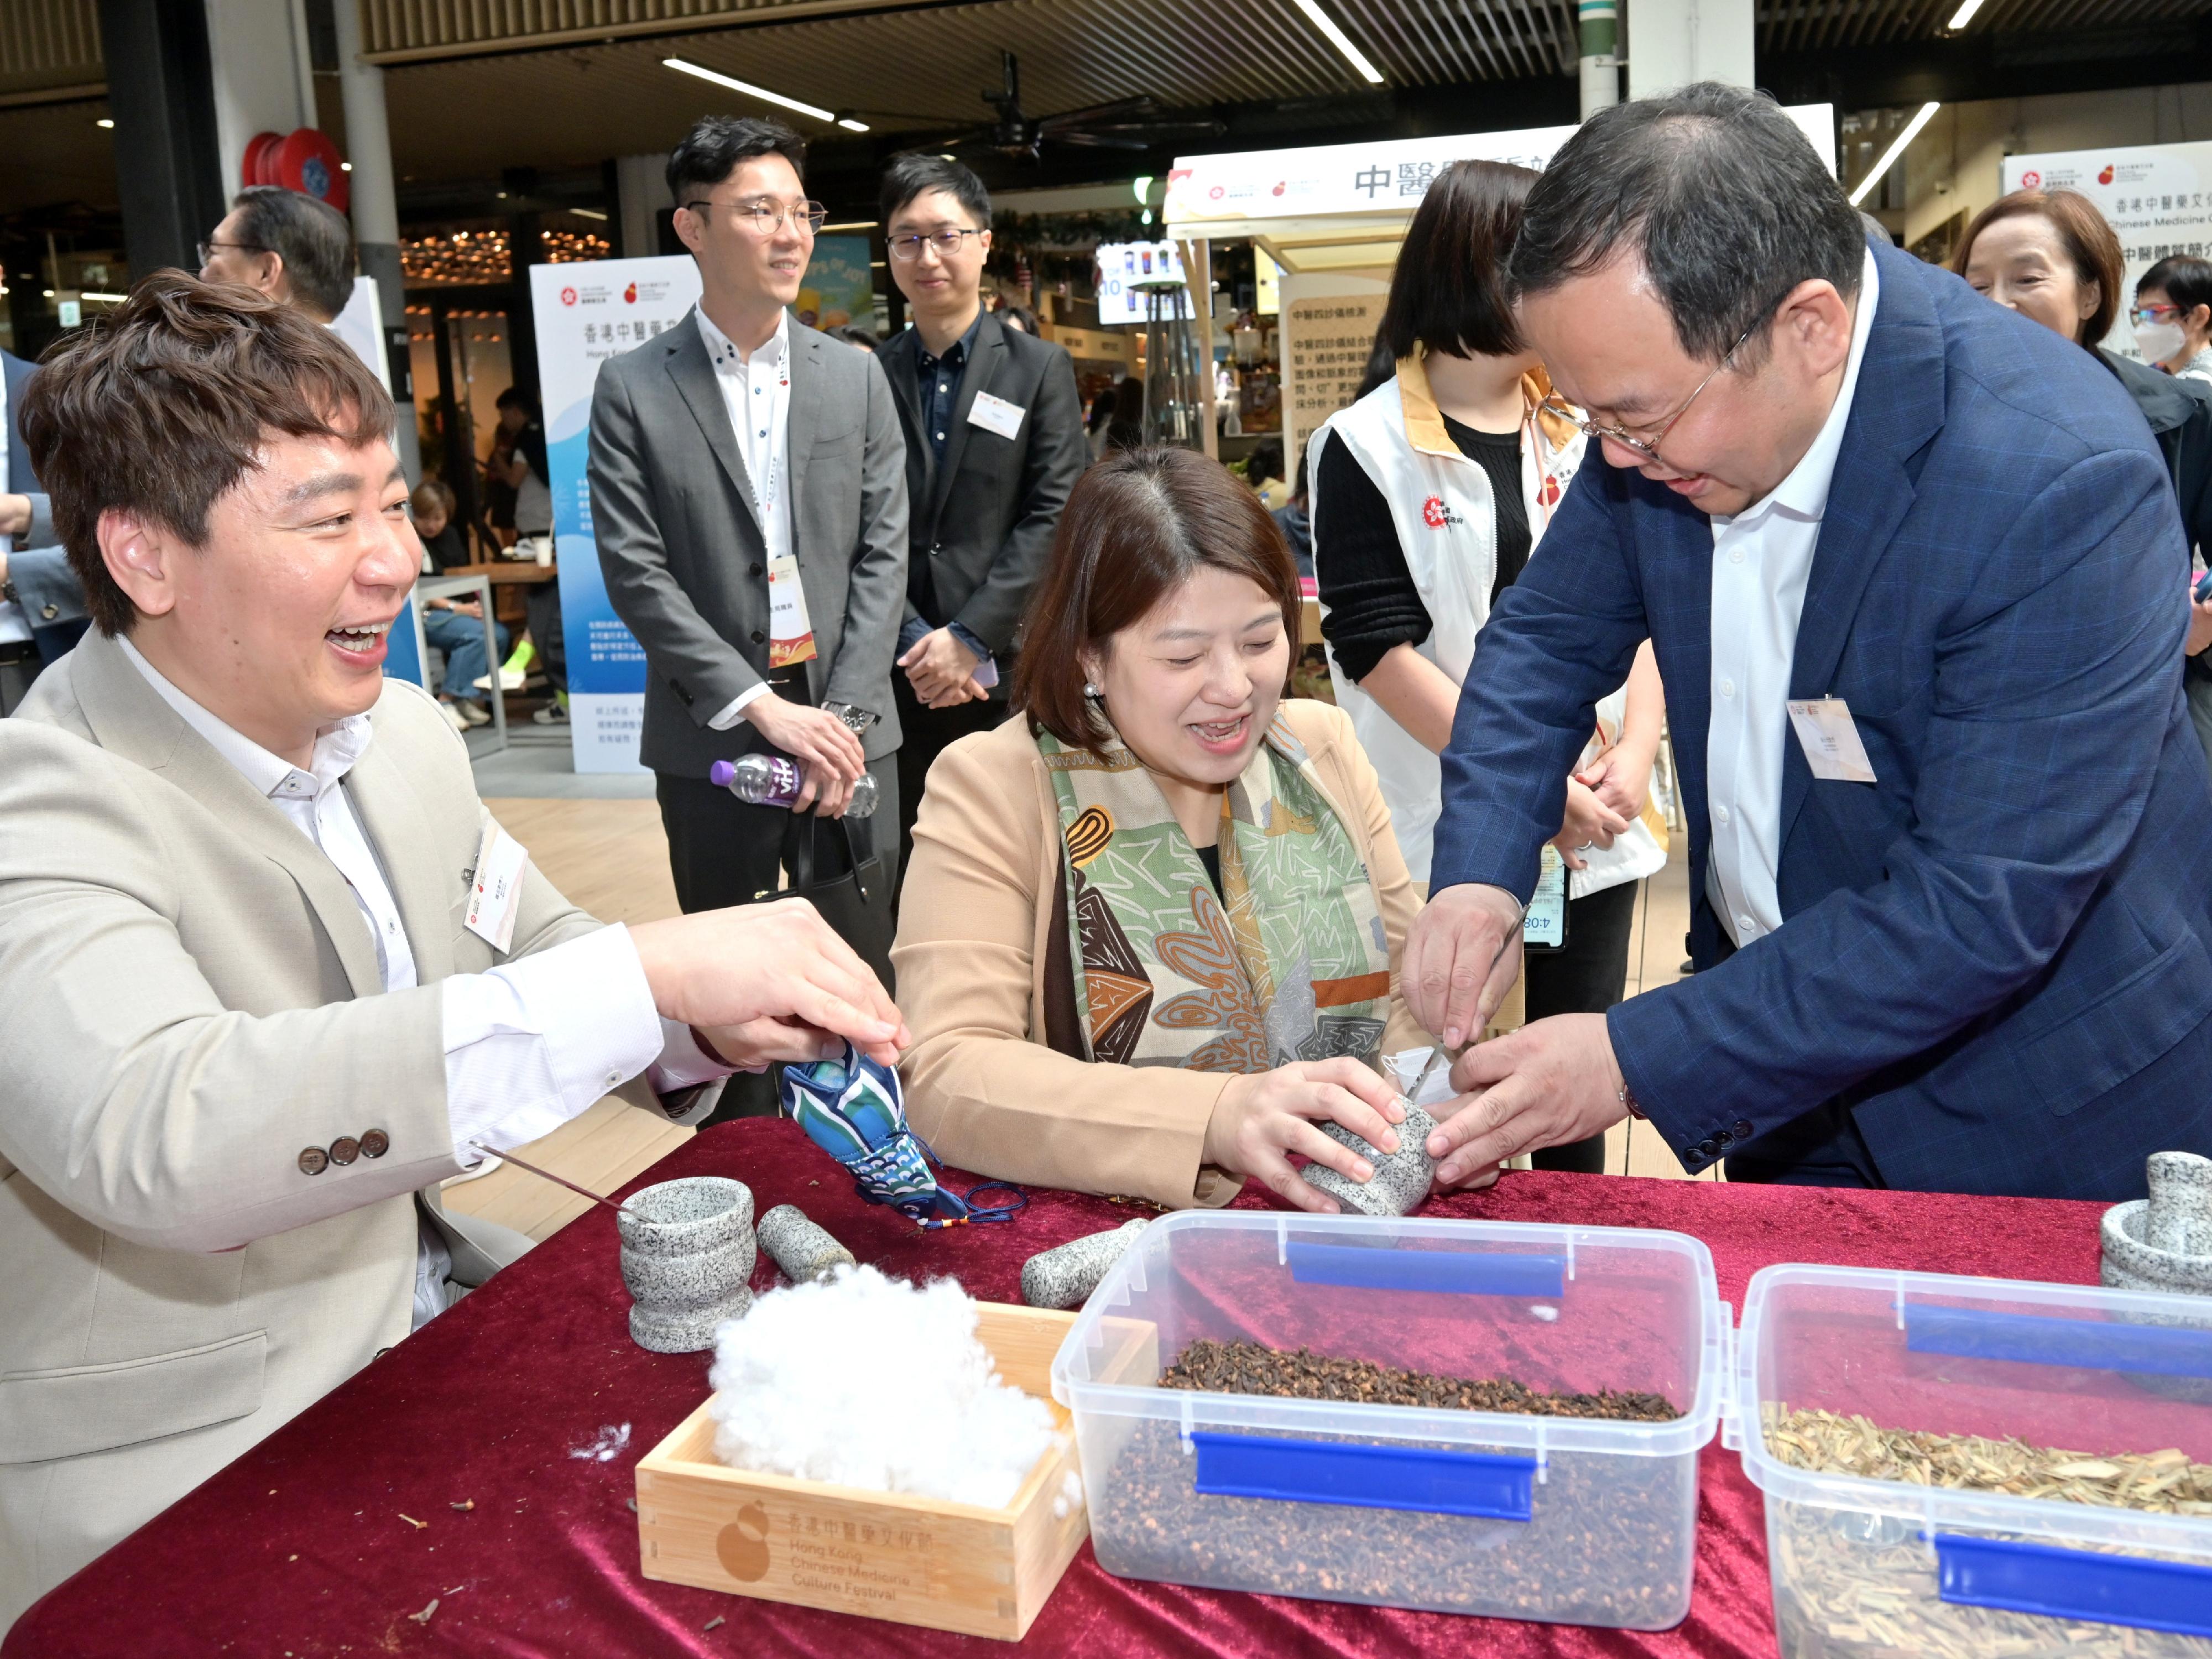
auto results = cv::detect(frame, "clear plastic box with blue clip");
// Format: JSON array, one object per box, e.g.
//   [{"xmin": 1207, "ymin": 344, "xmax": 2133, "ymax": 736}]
[
  {"xmin": 1047, "ymin": 1209, "xmax": 1727, "ymax": 1627},
  {"xmin": 1733, "ymin": 1264, "xmax": 2212, "ymax": 1658}
]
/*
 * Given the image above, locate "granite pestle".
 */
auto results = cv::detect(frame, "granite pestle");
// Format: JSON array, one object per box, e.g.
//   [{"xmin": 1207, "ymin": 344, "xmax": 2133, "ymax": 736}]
[
  {"xmin": 1022, "ymin": 1218, "xmax": 1150, "ymax": 1310},
  {"xmin": 756, "ymin": 1204, "xmax": 858, "ymax": 1285},
  {"xmin": 1301, "ymin": 1102, "xmax": 1439, "ymax": 1218}
]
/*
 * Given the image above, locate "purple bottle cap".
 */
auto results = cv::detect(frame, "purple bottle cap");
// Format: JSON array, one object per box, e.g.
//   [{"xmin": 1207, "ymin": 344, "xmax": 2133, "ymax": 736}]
[{"xmin": 708, "ymin": 759, "xmax": 736, "ymax": 789}]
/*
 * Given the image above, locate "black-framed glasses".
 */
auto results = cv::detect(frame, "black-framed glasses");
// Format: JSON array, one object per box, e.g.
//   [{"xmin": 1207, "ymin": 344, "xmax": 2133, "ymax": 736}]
[
  {"xmin": 682, "ymin": 198, "xmax": 827, "ymax": 236},
  {"xmin": 888, "ymin": 227, "xmax": 984, "ymax": 263},
  {"xmin": 197, "ymin": 239, "xmax": 269, "ymax": 265},
  {"xmin": 1539, "ymin": 298, "xmax": 1783, "ymax": 468}
]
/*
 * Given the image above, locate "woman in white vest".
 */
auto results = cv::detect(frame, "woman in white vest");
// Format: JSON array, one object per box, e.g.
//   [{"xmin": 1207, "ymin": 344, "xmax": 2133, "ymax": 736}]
[{"xmin": 1309, "ymin": 158, "xmax": 1667, "ymax": 1175}]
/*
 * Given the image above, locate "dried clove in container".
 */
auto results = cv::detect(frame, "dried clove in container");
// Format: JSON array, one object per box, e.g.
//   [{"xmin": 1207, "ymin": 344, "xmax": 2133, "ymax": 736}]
[
  {"xmin": 1160, "ymin": 1339, "xmax": 1681, "ymax": 1421},
  {"xmin": 1083, "ymin": 1337, "xmax": 1697, "ymax": 1625}
]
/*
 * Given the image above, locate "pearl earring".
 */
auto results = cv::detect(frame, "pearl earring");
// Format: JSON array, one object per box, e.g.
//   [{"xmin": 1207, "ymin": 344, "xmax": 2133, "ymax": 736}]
[{"xmin": 1084, "ymin": 681, "xmax": 1103, "ymax": 697}]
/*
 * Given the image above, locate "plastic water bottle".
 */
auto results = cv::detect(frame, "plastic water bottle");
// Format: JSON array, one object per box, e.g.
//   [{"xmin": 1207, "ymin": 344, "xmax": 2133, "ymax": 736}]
[{"xmin": 709, "ymin": 754, "xmax": 879, "ymax": 818}]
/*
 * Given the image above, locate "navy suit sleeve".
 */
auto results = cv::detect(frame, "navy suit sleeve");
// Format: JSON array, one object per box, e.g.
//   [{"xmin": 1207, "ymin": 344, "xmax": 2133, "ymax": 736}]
[
  {"xmin": 1612, "ymin": 446, "xmax": 2188, "ymax": 1157},
  {"xmin": 1428, "ymin": 461, "xmax": 1651, "ymax": 901},
  {"xmin": 7, "ymin": 545, "xmax": 84, "ymax": 625}
]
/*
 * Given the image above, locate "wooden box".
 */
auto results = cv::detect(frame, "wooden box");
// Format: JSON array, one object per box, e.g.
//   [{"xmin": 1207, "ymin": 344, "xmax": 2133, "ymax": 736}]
[{"xmin": 635, "ymin": 1303, "xmax": 1087, "ymax": 1640}]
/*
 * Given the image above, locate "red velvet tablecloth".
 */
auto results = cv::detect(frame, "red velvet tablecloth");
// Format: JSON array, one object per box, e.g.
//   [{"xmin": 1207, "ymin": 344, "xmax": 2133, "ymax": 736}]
[{"xmin": 6, "ymin": 1120, "xmax": 2106, "ymax": 1658}]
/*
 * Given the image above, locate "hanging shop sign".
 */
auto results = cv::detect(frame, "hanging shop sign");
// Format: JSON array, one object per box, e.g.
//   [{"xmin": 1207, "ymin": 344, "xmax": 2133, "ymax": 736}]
[
  {"xmin": 1166, "ymin": 107, "xmax": 1835, "ymax": 228},
  {"xmin": 2004, "ymin": 142, "xmax": 2212, "ymax": 359}
]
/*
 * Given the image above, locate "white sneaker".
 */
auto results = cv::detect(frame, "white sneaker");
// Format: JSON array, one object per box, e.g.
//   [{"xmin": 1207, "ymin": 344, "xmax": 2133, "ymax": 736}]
[
  {"xmin": 472, "ymin": 665, "xmax": 527, "ymax": 693},
  {"xmin": 439, "ymin": 700, "xmax": 469, "ymax": 733},
  {"xmin": 532, "ymin": 700, "xmax": 569, "ymax": 726},
  {"xmin": 456, "ymin": 700, "xmax": 492, "ymax": 727}
]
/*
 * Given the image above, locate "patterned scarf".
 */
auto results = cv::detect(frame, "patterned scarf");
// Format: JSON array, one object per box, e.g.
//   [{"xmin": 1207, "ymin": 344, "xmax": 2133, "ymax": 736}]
[{"xmin": 1038, "ymin": 712, "xmax": 1391, "ymax": 1072}]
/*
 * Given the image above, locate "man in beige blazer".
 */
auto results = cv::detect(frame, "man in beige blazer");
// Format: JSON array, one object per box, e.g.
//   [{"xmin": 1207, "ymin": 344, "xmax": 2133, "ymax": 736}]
[{"xmin": 0, "ymin": 274, "xmax": 907, "ymax": 1630}]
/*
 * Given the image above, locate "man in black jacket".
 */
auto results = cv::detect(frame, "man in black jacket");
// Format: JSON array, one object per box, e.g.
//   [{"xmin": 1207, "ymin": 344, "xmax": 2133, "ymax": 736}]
[{"xmin": 875, "ymin": 156, "xmax": 1088, "ymax": 891}]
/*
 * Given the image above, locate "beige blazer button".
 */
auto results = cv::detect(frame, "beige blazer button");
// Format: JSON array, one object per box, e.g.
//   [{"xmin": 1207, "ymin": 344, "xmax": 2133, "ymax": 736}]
[
  {"xmin": 359, "ymin": 1129, "xmax": 391, "ymax": 1159},
  {"xmin": 328, "ymin": 1136, "xmax": 361, "ymax": 1166},
  {"xmin": 298, "ymin": 1146, "xmax": 330, "ymax": 1176}
]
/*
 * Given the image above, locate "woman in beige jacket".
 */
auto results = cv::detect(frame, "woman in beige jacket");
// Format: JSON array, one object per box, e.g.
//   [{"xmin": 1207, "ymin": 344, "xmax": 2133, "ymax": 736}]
[{"xmin": 894, "ymin": 446, "xmax": 1437, "ymax": 1213}]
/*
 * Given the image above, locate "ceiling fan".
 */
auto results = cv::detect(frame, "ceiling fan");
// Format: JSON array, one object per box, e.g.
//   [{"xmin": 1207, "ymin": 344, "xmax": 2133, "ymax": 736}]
[{"xmin": 940, "ymin": 51, "xmax": 1224, "ymax": 162}]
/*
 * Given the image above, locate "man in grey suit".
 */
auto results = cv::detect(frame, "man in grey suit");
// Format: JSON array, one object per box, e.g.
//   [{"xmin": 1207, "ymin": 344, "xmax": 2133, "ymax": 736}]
[
  {"xmin": 591, "ymin": 115, "xmax": 908, "ymax": 933},
  {"xmin": 2, "ymin": 347, "xmax": 89, "ymax": 711}
]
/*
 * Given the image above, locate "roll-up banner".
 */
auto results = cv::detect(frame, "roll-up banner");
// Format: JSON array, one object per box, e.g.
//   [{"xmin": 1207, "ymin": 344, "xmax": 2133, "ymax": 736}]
[{"xmin": 529, "ymin": 257, "xmax": 702, "ymax": 772}]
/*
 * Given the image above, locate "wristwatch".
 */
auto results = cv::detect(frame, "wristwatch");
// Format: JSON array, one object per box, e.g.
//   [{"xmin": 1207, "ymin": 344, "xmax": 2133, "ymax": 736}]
[{"xmin": 821, "ymin": 701, "xmax": 879, "ymax": 735}]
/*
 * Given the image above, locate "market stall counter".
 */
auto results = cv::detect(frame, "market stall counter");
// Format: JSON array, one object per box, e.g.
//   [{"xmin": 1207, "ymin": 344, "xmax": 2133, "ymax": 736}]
[{"xmin": 5, "ymin": 1119, "xmax": 2107, "ymax": 1659}]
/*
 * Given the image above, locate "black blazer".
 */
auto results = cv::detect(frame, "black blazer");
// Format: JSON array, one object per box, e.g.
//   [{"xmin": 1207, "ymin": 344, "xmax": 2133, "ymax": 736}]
[{"xmin": 878, "ymin": 312, "xmax": 1087, "ymax": 693}]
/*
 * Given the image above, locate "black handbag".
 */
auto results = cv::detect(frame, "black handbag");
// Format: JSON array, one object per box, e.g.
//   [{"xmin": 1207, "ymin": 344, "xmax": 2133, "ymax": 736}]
[
  {"xmin": 712, "ymin": 808, "xmax": 896, "ymax": 1125},
  {"xmin": 773, "ymin": 808, "xmax": 896, "ymax": 995}
]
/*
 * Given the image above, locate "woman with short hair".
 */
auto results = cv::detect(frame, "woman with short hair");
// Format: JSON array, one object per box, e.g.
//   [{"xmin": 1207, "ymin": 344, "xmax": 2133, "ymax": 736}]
[
  {"xmin": 893, "ymin": 446, "xmax": 1439, "ymax": 1212},
  {"xmin": 1957, "ymin": 190, "xmax": 2212, "ymax": 768}
]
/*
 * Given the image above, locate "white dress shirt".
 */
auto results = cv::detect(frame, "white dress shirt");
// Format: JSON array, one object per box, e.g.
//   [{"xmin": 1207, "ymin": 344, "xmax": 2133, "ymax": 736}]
[
  {"xmin": 117, "ymin": 639, "xmax": 731, "ymax": 1321},
  {"xmin": 1705, "ymin": 249, "xmax": 1881, "ymax": 947},
  {"xmin": 696, "ymin": 306, "xmax": 793, "ymax": 731},
  {"xmin": 0, "ymin": 368, "xmax": 29, "ymax": 645}
]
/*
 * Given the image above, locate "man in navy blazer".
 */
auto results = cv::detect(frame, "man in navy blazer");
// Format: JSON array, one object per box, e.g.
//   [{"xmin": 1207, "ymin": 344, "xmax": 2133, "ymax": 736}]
[
  {"xmin": 1405, "ymin": 84, "xmax": 2212, "ymax": 1199},
  {"xmin": 3, "ymin": 347, "xmax": 90, "ymax": 701}
]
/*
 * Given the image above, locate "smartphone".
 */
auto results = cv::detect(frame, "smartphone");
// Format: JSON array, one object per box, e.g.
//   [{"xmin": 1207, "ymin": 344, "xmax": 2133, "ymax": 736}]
[
  {"xmin": 1523, "ymin": 844, "xmax": 1569, "ymax": 951},
  {"xmin": 2194, "ymin": 568, "xmax": 2212, "ymax": 603}
]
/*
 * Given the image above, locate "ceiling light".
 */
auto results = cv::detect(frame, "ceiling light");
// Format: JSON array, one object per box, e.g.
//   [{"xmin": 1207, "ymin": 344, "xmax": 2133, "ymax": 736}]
[
  {"xmin": 664, "ymin": 57, "xmax": 840, "ymax": 124},
  {"xmin": 938, "ymin": 153, "xmax": 957, "ymax": 161},
  {"xmin": 836, "ymin": 117, "xmax": 870, "ymax": 133},
  {"xmin": 81, "ymin": 290, "xmax": 125, "ymax": 301},
  {"xmin": 1132, "ymin": 175, "xmax": 1154, "ymax": 205},
  {"xmin": 1945, "ymin": 0, "xmax": 1985, "ymax": 27},
  {"xmin": 94, "ymin": 117, "xmax": 113, "ymax": 129},
  {"xmin": 571, "ymin": 207, "xmax": 608, "ymax": 221},
  {"xmin": 1848, "ymin": 101, "xmax": 1940, "ymax": 208},
  {"xmin": 1288, "ymin": 0, "xmax": 1385, "ymax": 84},
  {"xmin": 822, "ymin": 220, "xmax": 877, "ymax": 232},
  {"xmin": 340, "ymin": 160, "xmax": 353, "ymax": 171}
]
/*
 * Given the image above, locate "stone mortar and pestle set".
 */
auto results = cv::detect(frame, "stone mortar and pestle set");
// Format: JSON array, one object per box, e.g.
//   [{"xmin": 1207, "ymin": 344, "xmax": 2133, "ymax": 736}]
[
  {"xmin": 2102, "ymin": 1150, "xmax": 2212, "ymax": 1297},
  {"xmin": 482, "ymin": 1145, "xmax": 858, "ymax": 1354},
  {"xmin": 618, "ymin": 1187, "xmax": 867, "ymax": 1352}
]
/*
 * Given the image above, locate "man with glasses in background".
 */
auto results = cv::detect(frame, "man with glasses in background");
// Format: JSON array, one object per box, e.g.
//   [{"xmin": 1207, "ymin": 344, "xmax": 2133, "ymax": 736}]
[
  {"xmin": 198, "ymin": 186, "xmax": 357, "ymax": 325},
  {"xmin": 591, "ymin": 116, "xmax": 907, "ymax": 1107},
  {"xmin": 874, "ymin": 155, "xmax": 1086, "ymax": 896},
  {"xmin": 1401, "ymin": 83, "xmax": 2212, "ymax": 1199}
]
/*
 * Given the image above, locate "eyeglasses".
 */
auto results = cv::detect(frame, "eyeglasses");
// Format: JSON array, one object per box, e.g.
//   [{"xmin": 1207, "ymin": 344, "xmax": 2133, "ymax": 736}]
[
  {"xmin": 2131, "ymin": 302, "xmax": 2184, "ymax": 326},
  {"xmin": 682, "ymin": 198, "xmax": 827, "ymax": 236},
  {"xmin": 888, "ymin": 227, "xmax": 984, "ymax": 263},
  {"xmin": 1539, "ymin": 301, "xmax": 1780, "ymax": 468},
  {"xmin": 197, "ymin": 239, "xmax": 269, "ymax": 266}
]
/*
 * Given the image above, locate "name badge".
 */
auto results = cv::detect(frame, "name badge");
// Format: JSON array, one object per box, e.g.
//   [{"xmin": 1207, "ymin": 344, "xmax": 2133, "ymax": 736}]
[
  {"xmin": 967, "ymin": 391, "xmax": 1026, "ymax": 441},
  {"xmin": 465, "ymin": 820, "xmax": 530, "ymax": 952},
  {"xmin": 766, "ymin": 553, "xmax": 818, "ymax": 669},
  {"xmin": 1787, "ymin": 697, "xmax": 1878, "ymax": 783}
]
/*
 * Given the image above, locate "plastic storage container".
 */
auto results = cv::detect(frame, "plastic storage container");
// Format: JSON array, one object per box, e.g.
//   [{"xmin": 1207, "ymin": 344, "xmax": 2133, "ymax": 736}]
[
  {"xmin": 1048, "ymin": 1211, "xmax": 1725, "ymax": 1627},
  {"xmin": 1735, "ymin": 1264, "xmax": 2212, "ymax": 1658}
]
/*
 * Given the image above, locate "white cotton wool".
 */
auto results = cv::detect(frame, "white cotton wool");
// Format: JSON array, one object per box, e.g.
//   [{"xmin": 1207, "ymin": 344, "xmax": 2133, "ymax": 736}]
[{"xmin": 706, "ymin": 1265, "xmax": 1063, "ymax": 1510}]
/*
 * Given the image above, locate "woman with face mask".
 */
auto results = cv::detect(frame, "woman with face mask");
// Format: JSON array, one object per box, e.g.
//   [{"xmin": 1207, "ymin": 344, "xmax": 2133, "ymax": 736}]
[
  {"xmin": 1958, "ymin": 190, "xmax": 2212, "ymax": 771},
  {"xmin": 2133, "ymin": 254, "xmax": 2212, "ymax": 383}
]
